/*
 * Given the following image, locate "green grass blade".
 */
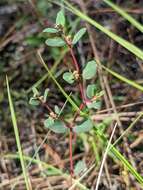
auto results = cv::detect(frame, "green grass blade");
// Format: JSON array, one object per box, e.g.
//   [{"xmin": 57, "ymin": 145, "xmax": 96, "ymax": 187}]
[
  {"xmin": 6, "ymin": 76, "xmax": 31, "ymax": 190},
  {"xmin": 3, "ymin": 154, "xmax": 89, "ymax": 190},
  {"xmin": 101, "ymin": 64, "xmax": 143, "ymax": 92},
  {"xmin": 38, "ymin": 53, "xmax": 143, "ymax": 184},
  {"xmin": 104, "ymin": 0, "xmax": 143, "ymax": 33},
  {"xmin": 112, "ymin": 112, "xmax": 143, "ymax": 147},
  {"xmin": 37, "ymin": 51, "xmax": 86, "ymax": 116},
  {"xmin": 95, "ymin": 128, "xmax": 143, "ymax": 186},
  {"xmin": 61, "ymin": 0, "xmax": 143, "ymax": 60},
  {"xmin": 26, "ymin": 49, "xmax": 68, "ymax": 94}
]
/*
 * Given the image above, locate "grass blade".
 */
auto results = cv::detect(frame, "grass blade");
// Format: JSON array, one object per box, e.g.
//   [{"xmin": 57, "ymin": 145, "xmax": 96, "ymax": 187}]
[
  {"xmin": 61, "ymin": 0, "xmax": 143, "ymax": 60},
  {"xmin": 101, "ymin": 64, "xmax": 143, "ymax": 92},
  {"xmin": 38, "ymin": 48, "xmax": 143, "ymax": 186},
  {"xmin": 2, "ymin": 154, "xmax": 89, "ymax": 190},
  {"xmin": 37, "ymin": 51, "xmax": 86, "ymax": 116},
  {"xmin": 6, "ymin": 76, "xmax": 31, "ymax": 190},
  {"xmin": 95, "ymin": 123, "xmax": 118, "ymax": 190},
  {"xmin": 104, "ymin": 0, "xmax": 143, "ymax": 33},
  {"xmin": 95, "ymin": 127, "xmax": 143, "ymax": 186}
]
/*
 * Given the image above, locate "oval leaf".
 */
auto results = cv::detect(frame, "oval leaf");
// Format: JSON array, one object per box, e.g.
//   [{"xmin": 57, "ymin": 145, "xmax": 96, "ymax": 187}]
[
  {"xmin": 82, "ymin": 60, "xmax": 96, "ymax": 80},
  {"xmin": 56, "ymin": 10, "xmax": 65, "ymax": 26},
  {"xmin": 54, "ymin": 105, "xmax": 60, "ymax": 115},
  {"xmin": 46, "ymin": 38, "xmax": 66, "ymax": 47},
  {"xmin": 87, "ymin": 101, "xmax": 101, "ymax": 110},
  {"xmin": 29, "ymin": 97, "xmax": 40, "ymax": 106},
  {"xmin": 63, "ymin": 72, "xmax": 74, "ymax": 84},
  {"xmin": 43, "ymin": 88, "xmax": 49, "ymax": 103},
  {"xmin": 45, "ymin": 119, "xmax": 67, "ymax": 133},
  {"xmin": 44, "ymin": 117, "xmax": 54, "ymax": 128},
  {"xmin": 72, "ymin": 28, "xmax": 86, "ymax": 45},
  {"xmin": 86, "ymin": 84, "xmax": 97, "ymax": 98},
  {"xmin": 74, "ymin": 160, "xmax": 87, "ymax": 176},
  {"xmin": 32, "ymin": 87, "xmax": 40, "ymax": 97},
  {"xmin": 43, "ymin": 28, "xmax": 59, "ymax": 33},
  {"xmin": 73, "ymin": 119, "xmax": 93, "ymax": 134}
]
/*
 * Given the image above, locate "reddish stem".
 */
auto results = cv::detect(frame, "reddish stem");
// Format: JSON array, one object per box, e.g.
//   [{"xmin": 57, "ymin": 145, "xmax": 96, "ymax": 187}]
[{"xmin": 69, "ymin": 47, "xmax": 80, "ymax": 73}]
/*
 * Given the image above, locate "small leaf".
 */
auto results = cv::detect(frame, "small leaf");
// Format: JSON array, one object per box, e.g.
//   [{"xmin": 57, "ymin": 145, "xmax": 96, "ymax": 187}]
[
  {"xmin": 43, "ymin": 88, "xmax": 49, "ymax": 103},
  {"xmin": 63, "ymin": 72, "xmax": 74, "ymax": 84},
  {"xmin": 87, "ymin": 101, "xmax": 101, "ymax": 110},
  {"xmin": 56, "ymin": 10, "xmax": 65, "ymax": 26},
  {"xmin": 32, "ymin": 87, "xmax": 40, "ymax": 97},
  {"xmin": 82, "ymin": 60, "xmax": 97, "ymax": 80},
  {"xmin": 73, "ymin": 119, "xmax": 93, "ymax": 134},
  {"xmin": 54, "ymin": 105, "xmax": 60, "ymax": 115},
  {"xmin": 43, "ymin": 28, "xmax": 59, "ymax": 33},
  {"xmin": 74, "ymin": 160, "xmax": 87, "ymax": 176},
  {"xmin": 29, "ymin": 97, "xmax": 40, "ymax": 106},
  {"xmin": 46, "ymin": 38, "xmax": 66, "ymax": 47},
  {"xmin": 44, "ymin": 119, "xmax": 67, "ymax": 133},
  {"xmin": 86, "ymin": 84, "xmax": 97, "ymax": 98},
  {"xmin": 44, "ymin": 117, "xmax": 54, "ymax": 128},
  {"xmin": 72, "ymin": 28, "xmax": 86, "ymax": 45},
  {"xmin": 96, "ymin": 91, "xmax": 104, "ymax": 98}
]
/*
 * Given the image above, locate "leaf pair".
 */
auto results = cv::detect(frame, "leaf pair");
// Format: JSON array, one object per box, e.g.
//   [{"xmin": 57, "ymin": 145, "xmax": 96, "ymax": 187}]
[
  {"xmin": 44, "ymin": 10, "xmax": 86, "ymax": 47},
  {"xmin": 63, "ymin": 72, "xmax": 75, "ymax": 84},
  {"xmin": 29, "ymin": 88, "xmax": 49, "ymax": 106},
  {"xmin": 44, "ymin": 117, "xmax": 67, "ymax": 133}
]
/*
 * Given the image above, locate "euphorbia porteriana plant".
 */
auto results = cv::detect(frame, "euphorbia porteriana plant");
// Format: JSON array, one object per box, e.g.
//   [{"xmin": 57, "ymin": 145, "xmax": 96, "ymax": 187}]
[{"xmin": 29, "ymin": 10, "xmax": 103, "ymax": 177}]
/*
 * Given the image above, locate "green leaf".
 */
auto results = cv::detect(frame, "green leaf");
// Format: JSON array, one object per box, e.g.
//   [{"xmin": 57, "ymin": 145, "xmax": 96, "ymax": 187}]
[
  {"xmin": 56, "ymin": 10, "xmax": 65, "ymax": 26},
  {"xmin": 72, "ymin": 28, "xmax": 86, "ymax": 45},
  {"xmin": 43, "ymin": 28, "xmax": 59, "ymax": 33},
  {"xmin": 46, "ymin": 38, "xmax": 66, "ymax": 47},
  {"xmin": 29, "ymin": 97, "xmax": 40, "ymax": 106},
  {"xmin": 73, "ymin": 119, "xmax": 93, "ymax": 134},
  {"xmin": 43, "ymin": 88, "xmax": 49, "ymax": 103},
  {"xmin": 74, "ymin": 160, "xmax": 87, "ymax": 176},
  {"xmin": 44, "ymin": 118, "xmax": 67, "ymax": 133},
  {"xmin": 44, "ymin": 117, "xmax": 54, "ymax": 128},
  {"xmin": 63, "ymin": 72, "xmax": 74, "ymax": 84},
  {"xmin": 54, "ymin": 105, "xmax": 60, "ymax": 115},
  {"xmin": 82, "ymin": 60, "xmax": 96, "ymax": 80},
  {"xmin": 86, "ymin": 84, "xmax": 97, "ymax": 98},
  {"xmin": 32, "ymin": 87, "xmax": 39, "ymax": 97},
  {"xmin": 96, "ymin": 91, "xmax": 104, "ymax": 98},
  {"xmin": 87, "ymin": 101, "xmax": 101, "ymax": 110}
]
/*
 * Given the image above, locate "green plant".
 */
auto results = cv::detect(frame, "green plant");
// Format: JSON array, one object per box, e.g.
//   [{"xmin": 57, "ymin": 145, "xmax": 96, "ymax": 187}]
[{"xmin": 29, "ymin": 10, "xmax": 103, "ymax": 177}]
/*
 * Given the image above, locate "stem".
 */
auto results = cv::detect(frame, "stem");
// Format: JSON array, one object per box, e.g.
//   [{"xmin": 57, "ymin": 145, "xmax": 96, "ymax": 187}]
[
  {"xmin": 69, "ymin": 128, "xmax": 74, "ymax": 178},
  {"xmin": 69, "ymin": 47, "xmax": 80, "ymax": 73}
]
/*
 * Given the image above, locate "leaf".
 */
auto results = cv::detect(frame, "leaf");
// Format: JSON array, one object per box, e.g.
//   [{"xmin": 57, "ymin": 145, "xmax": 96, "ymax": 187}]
[
  {"xmin": 43, "ymin": 28, "xmax": 59, "ymax": 33},
  {"xmin": 44, "ymin": 117, "xmax": 54, "ymax": 128},
  {"xmin": 96, "ymin": 91, "xmax": 104, "ymax": 98},
  {"xmin": 54, "ymin": 105, "xmax": 60, "ymax": 115},
  {"xmin": 32, "ymin": 87, "xmax": 39, "ymax": 97},
  {"xmin": 43, "ymin": 88, "xmax": 49, "ymax": 103},
  {"xmin": 87, "ymin": 101, "xmax": 101, "ymax": 110},
  {"xmin": 46, "ymin": 38, "xmax": 66, "ymax": 47},
  {"xmin": 44, "ymin": 118, "xmax": 67, "ymax": 133},
  {"xmin": 63, "ymin": 72, "xmax": 74, "ymax": 84},
  {"xmin": 72, "ymin": 28, "xmax": 86, "ymax": 45},
  {"xmin": 56, "ymin": 10, "xmax": 65, "ymax": 26},
  {"xmin": 86, "ymin": 84, "xmax": 97, "ymax": 98},
  {"xmin": 74, "ymin": 160, "xmax": 87, "ymax": 176},
  {"xmin": 82, "ymin": 60, "xmax": 97, "ymax": 80},
  {"xmin": 73, "ymin": 119, "xmax": 93, "ymax": 134},
  {"xmin": 29, "ymin": 97, "xmax": 40, "ymax": 106}
]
